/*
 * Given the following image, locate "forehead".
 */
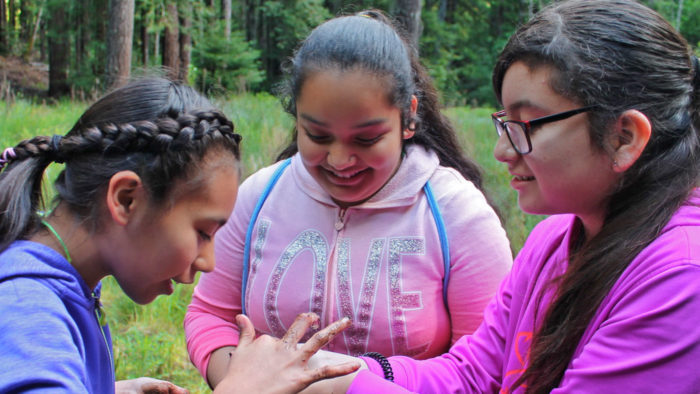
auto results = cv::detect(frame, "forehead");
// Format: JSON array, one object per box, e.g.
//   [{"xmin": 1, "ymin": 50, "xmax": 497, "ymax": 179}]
[
  {"xmin": 501, "ymin": 62, "xmax": 561, "ymax": 109},
  {"xmin": 298, "ymin": 69, "xmax": 393, "ymax": 109}
]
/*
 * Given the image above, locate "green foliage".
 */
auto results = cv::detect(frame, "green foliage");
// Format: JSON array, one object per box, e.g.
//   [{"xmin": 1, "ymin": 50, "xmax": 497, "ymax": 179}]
[
  {"xmin": 420, "ymin": 0, "xmax": 527, "ymax": 107},
  {"xmin": 191, "ymin": 25, "xmax": 265, "ymax": 95},
  {"xmin": 255, "ymin": 0, "xmax": 332, "ymax": 89}
]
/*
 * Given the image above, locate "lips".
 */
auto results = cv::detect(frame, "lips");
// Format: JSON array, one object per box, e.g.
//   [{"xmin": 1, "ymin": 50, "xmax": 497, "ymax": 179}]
[{"xmin": 323, "ymin": 167, "xmax": 368, "ymax": 186}]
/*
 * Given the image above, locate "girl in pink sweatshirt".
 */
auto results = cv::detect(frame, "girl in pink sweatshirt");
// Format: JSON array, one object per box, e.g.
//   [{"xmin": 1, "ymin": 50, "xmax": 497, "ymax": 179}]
[{"xmin": 184, "ymin": 10, "xmax": 513, "ymax": 388}]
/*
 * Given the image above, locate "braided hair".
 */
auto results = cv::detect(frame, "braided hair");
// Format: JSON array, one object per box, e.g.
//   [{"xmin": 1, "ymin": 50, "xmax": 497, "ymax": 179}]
[{"xmin": 0, "ymin": 78, "xmax": 241, "ymax": 252}]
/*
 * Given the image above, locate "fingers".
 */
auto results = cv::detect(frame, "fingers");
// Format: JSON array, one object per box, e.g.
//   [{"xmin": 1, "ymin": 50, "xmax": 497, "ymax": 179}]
[
  {"xmin": 302, "ymin": 361, "xmax": 361, "ymax": 386},
  {"xmin": 235, "ymin": 314, "xmax": 255, "ymax": 347},
  {"xmin": 280, "ymin": 312, "xmax": 319, "ymax": 349},
  {"xmin": 301, "ymin": 316, "xmax": 351, "ymax": 358}
]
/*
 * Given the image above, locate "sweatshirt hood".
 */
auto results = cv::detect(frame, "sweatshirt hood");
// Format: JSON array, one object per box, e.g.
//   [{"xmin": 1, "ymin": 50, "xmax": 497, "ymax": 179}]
[
  {"xmin": 291, "ymin": 144, "xmax": 440, "ymax": 209},
  {"xmin": 663, "ymin": 188, "xmax": 700, "ymax": 232},
  {"xmin": 0, "ymin": 240, "xmax": 97, "ymax": 308}
]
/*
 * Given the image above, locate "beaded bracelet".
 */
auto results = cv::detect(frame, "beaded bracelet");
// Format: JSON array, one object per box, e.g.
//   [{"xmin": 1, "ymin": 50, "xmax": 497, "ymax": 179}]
[{"xmin": 362, "ymin": 352, "xmax": 394, "ymax": 382}]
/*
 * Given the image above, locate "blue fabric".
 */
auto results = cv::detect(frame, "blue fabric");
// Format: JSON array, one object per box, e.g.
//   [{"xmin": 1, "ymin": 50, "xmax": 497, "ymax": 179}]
[{"xmin": 0, "ymin": 241, "xmax": 114, "ymax": 393}]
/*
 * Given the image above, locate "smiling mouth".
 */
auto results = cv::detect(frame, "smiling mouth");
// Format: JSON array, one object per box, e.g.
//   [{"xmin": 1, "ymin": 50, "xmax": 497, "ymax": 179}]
[{"xmin": 326, "ymin": 167, "xmax": 367, "ymax": 179}]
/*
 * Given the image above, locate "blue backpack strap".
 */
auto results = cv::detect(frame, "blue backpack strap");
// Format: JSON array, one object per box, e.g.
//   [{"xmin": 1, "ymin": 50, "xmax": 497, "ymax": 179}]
[
  {"xmin": 241, "ymin": 158, "xmax": 292, "ymax": 315},
  {"xmin": 423, "ymin": 181, "xmax": 451, "ymax": 309}
]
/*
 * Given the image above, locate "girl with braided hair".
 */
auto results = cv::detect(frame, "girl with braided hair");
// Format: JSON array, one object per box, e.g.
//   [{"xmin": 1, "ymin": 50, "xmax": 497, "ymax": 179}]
[
  {"xmin": 0, "ymin": 78, "xmax": 359, "ymax": 393},
  {"xmin": 184, "ymin": 9, "xmax": 513, "ymax": 390}
]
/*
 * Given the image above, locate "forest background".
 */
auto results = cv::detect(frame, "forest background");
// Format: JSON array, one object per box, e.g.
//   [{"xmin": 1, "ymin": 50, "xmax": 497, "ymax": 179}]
[
  {"xmin": 0, "ymin": 0, "xmax": 698, "ymax": 393},
  {"xmin": 1, "ymin": 0, "xmax": 698, "ymax": 105}
]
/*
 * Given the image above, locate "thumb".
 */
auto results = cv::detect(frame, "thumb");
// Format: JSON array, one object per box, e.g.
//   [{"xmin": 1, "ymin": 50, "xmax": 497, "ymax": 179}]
[{"xmin": 235, "ymin": 314, "xmax": 255, "ymax": 346}]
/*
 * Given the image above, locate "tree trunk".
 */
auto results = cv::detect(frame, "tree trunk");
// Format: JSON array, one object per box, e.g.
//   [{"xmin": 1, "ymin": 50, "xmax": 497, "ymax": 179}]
[
  {"xmin": 105, "ymin": 0, "xmax": 134, "ymax": 90},
  {"xmin": 19, "ymin": 0, "xmax": 34, "ymax": 41},
  {"xmin": 8, "ymin": 0, "xmax": 15, "ymax": 32},
  {"xmin": 178, "ymin": 5, "xmax": 191, "ymax": 82},
  {"xmin": 141, "ymin": 11, "xmax": 149, "ymax": 66},
  {"xmin": 676, "ymin": 0, "xmax": 684, "ymax": 31},
  {"xmin": 394, "ymin": 0, "xmax": 422, "ymax": 49},
  {"xmin": 48, "ymin": 0, "xmax": 70, "ymax": 97},
  {"xmin": 24, "ymin": 4, "xmax": 43, "ymax": 61},
  {"xmin": 222, "ymin": 0, "xmax": 231, "ymax": 40},
  {"xmin": 0, "ymin": 0, "xmax": 7, "ymax": 54},
  {"xmin": 162, "ymin": 2, "xmax": 179, "ymax": 81}
]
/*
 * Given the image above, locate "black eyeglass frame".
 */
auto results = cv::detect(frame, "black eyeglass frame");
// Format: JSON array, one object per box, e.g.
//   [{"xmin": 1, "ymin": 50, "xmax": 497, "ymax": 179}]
[{"xmin": 491, "ymin": 105, "xmax": 598, "ymax": 155}]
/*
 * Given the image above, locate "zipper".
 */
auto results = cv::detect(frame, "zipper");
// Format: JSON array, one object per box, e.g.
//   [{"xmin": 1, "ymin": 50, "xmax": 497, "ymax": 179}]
[
  {"xmin": 335, "ymin": 208, "xmax": 347, "ymax": 231},
  {"xmin": 93, "ymin": 291, "xmax": 114, "ymax": 384},
  {"xmin": 325, "ymin": 207, "xmax": 348, "ymax": 349}
]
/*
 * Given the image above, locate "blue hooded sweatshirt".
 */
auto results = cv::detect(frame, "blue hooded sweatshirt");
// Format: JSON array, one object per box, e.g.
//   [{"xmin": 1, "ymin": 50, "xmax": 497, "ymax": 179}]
[{"xmin": 0, "ymin": 240, "xmax": 114, "ymax": 393}]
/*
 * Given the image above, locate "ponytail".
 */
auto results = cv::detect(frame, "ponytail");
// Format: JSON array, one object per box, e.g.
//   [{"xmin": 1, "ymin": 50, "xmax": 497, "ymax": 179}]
[{"xmin": 0, "ymin": 137, "xmax": 58, "ymax": 251}]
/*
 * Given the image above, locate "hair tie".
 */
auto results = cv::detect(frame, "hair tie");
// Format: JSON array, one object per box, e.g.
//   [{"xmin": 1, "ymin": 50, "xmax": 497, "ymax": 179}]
[
  {"xmin": 50, "ymin": 135, "xmax": 65, "ymax": 163},
  {"xmin": 0, "ymin": 147, "xmax": 17, "ymax": 170}
]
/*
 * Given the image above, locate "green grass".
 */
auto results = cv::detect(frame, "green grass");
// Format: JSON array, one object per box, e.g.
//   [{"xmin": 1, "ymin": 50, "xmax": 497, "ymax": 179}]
[{"xmin": 1, "ymin": 97, "xmax": 544, "ymax": 393}]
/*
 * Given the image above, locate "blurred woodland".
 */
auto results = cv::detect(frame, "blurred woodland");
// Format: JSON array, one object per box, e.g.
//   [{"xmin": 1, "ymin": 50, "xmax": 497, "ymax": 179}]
[{"xmin": 0, "ymin": 0, "xmax": 698, "ymax": 106}]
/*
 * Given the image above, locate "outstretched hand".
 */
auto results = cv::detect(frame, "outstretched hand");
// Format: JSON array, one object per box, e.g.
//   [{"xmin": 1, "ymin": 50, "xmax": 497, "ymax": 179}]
[{"xmin": 214, "ymin": 312, "xmax": 361, "ymax": 394}]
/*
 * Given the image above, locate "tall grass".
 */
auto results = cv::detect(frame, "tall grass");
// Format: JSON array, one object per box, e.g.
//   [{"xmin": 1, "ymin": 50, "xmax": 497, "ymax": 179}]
[{"xmin": 0, "ymin": 96, "xmax": 542, "ymax": 393}]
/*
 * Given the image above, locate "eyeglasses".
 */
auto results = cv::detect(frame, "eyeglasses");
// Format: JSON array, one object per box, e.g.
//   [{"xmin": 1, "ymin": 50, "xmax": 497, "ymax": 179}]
[{"xmin": 491, "ymin": 106, "xmax": 597, "ymax": 155}]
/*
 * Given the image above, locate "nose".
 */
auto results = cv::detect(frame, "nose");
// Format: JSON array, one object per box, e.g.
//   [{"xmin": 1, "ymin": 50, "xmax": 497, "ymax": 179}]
[
  {"xmin": 193, "ymin": 241, "xmax": 216, "ymax": 274},
  {"xmin": 326, "ymin": 142, "xmax": 357, "ymax": 170},
  {"xmin": 493, "ymin": 131, "xmax": 519, "ymax": 163}
]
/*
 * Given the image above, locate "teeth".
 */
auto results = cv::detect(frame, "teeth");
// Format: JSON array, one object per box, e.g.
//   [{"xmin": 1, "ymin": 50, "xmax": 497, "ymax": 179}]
[
  {"xmin": 515, "ymin": 175, "xmax": 535, "ymax": 181},
  {"xmin": 331, "ymin": 170, "xmax": 360, "ymax": 178}
]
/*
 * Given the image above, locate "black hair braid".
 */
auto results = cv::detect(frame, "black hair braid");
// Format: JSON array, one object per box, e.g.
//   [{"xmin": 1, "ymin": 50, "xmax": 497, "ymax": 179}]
[{"xmin": 44, "ymin": 110, "xmax": 241, "ymax": 164}]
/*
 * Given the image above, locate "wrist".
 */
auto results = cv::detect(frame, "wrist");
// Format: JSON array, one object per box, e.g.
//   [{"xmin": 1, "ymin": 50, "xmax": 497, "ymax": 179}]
[{"xmin": 361, "ymin": 352, "xmax": 393, "ymax": 382}]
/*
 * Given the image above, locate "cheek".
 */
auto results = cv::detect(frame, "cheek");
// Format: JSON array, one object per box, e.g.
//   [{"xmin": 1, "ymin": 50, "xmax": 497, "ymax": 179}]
[{"xmin": 297, "ymin": 138, "xmax": 325, "ymax": 165}]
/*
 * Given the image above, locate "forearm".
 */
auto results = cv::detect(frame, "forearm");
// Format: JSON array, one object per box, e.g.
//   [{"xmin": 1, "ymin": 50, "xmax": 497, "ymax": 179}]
[{"xmin": 207, "ymin": 345, "xmax": 237, "ymax": 389}]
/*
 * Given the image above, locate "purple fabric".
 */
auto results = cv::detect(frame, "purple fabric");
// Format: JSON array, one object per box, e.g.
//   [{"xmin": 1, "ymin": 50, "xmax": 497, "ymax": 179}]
[{"xmin": 350, "ymin": 190, "xmax": 700, "ymax": 393}]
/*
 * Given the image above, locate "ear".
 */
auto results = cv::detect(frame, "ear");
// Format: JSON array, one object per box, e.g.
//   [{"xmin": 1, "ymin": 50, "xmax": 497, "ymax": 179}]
[
  {"xmin": 610, "ymin": 109, "xmax": 651, "ymax": 173},
  {"xmin": 105, "ymin": 171, "xmax": 144, "ymax": 226},
  {"xmin": 403, "ymin": 95, "xmax": 419, "ymax": 140}
]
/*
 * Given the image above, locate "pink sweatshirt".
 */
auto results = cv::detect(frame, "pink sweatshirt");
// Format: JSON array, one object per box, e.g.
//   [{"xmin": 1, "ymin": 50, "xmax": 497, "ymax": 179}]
[
  {"xmin": 185, "ymin": 145, "xmax": 513, "ymax": 379},
  {"xmin": 350, "ymin": 190, "xmax": 700, "ymax": 393}
]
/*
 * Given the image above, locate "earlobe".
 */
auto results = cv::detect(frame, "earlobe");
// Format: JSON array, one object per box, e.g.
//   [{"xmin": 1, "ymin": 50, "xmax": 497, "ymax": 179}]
[
  {"xmin": 403, "ymin": 95, "xmax": 419, "ymax": 139},
  {"xmin": 611, "ymin": 109, "xmax": 651, "ymax": 173},
  {"xmin": 106, "ymin": 171, "xmax": 144, "ymax": 226}
]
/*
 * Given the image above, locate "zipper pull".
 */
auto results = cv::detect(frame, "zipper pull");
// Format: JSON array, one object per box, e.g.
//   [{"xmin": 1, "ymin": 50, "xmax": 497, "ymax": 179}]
[
  {"xmin": 335, "ymin": 208, "xmax": 347, "ymax": 231},
  {"xmin": 92, "ymin": 291, "xmax": 107, "ymax": 327}
]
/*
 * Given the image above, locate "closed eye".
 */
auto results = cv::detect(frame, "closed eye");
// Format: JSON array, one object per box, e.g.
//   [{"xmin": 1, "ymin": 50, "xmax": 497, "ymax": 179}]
[
  {"xmin": 198, "ymin": 230, "xmax": 212, "ymax": 242},
  {"xmin": 356, "ymin": 135, "xmax": 382, "ymax": 145},
  {"xmin": 304, "ymin": 129, "xmax": 331, "ymax": 143}
]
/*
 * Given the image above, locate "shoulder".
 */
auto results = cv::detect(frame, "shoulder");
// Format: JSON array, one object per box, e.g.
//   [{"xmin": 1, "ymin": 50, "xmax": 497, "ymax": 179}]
[{"xmin": 427, "ymin": 165, "xmax": 498, "ymax": 225}]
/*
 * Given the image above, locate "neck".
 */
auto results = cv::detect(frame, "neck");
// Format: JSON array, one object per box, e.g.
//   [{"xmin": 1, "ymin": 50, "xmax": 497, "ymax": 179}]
[{"xmin": 29, "ymin": 204, "xmax": 107, "ymax": 289}]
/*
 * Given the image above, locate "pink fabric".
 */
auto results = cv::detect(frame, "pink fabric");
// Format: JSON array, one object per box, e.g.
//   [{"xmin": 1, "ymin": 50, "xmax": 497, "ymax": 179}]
[
  {"xmin": 184, "ymin": 145, "xmax": 513, "ymax": 379},
  {"xmin": 350, "ymin": 190, "xmax": 700, "ymax": 393}
]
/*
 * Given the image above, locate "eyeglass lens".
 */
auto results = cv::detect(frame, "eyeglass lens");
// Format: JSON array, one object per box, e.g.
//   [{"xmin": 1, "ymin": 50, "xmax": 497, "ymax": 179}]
[{"xmin": 493, "ymin": 119, "xmax": 530, "ymax": 153}]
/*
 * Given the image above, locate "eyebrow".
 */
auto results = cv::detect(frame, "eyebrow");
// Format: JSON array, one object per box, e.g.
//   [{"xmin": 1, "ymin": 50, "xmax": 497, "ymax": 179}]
[
  {"xmin": 506, "ymin": 99, "xmax": 541, "ymax": 113},
  {"xmin": 299, "ymin": 114, "xmax": 389, "ymax": 129}
]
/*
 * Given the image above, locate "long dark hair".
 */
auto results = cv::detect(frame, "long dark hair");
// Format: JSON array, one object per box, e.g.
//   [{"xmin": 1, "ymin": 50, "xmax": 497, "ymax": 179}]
[
  {"xmin": 277, "ymin": 9, "xmax": 485, "ymax": 189},
  {"xmin": 0, "ymin": 78, "xmax": 242, "ymax": 252},
  {"xmin": 492, "ymin": 1, "xmax": 700, "ymax": 392}
]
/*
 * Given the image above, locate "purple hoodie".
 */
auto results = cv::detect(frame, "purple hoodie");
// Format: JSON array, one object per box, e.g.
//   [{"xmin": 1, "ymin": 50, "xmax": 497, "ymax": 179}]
[
  {"xmin": 0, "ymin": 241, "xmax": 114, "ymax": 393},
  {"xmin": 351, "ymin": 190, "xmax": 700, "ymax": 393}
]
